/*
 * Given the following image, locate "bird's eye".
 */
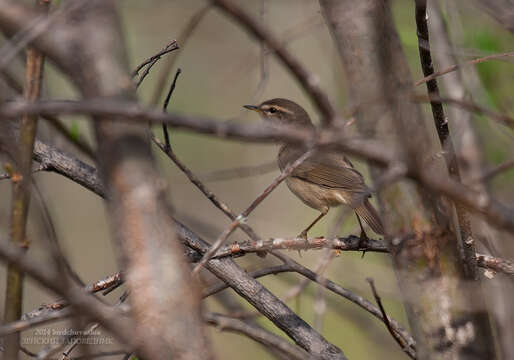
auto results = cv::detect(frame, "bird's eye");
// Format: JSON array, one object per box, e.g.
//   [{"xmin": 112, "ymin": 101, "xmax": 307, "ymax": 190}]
[{"xmin": 269, "ymin": 107, "xmax": 277, "ymax": 114}]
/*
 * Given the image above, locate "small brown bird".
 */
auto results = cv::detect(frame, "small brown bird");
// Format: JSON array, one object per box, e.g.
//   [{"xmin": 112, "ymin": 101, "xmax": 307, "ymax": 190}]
[{"xmin": 244, "ymin": 98, "xmax": 384, "ymax": 239}]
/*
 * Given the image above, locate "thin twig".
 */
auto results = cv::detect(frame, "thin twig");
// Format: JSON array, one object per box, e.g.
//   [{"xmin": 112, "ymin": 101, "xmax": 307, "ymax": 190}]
[
  {"xmin": 132, "ymin": 39, "xmax": 178, "ymax": 77},
  {"xmin": 474, "ymin": 158, "xmax": 514, "ymax": 183},
  {"xmin": 162, "ymin": 68, "xmax": 182, "ymax": 151},
  {"xmin": 192, "ymin": 148, "xmax": 315, "ymax": 274},
  {"xmin": 415, "ymin": 51, "xmax": 514, "ymax": 86},
  {"xmin": 0, "ymin": 235, "xmax": 135, "ymax": 348},
  {"xmin": 366, "ymin": 278, "xmax": 415, "ymax": 359},
  {"xmin": 204, "ymin": 312, "xmax": 312, "ymax": 360},
  {"xmin": 413, "ymin": 93, "xmax": 514, "ymax": 130},
  {"xmin": 134, "ymin": 40, "xmax": 179, "ymax": 88}
]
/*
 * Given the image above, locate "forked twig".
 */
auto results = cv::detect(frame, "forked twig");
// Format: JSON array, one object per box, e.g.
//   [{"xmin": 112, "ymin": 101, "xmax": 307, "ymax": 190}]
[{"xmin": 133, "ymin": 40, "xmax": 179, "ymax": 88}]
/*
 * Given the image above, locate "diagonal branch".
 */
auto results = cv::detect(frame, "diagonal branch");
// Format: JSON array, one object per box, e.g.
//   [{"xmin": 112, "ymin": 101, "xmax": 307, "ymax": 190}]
[
  {"xmin": 192, "ymin": 149, "xmax": 315, "ymax": 274},
  {"xmin": 414, "ymin": 51, "xmax": 514, "ymax": 86},
  {"xmin": 204, "ymin": 312, "xmax": 313, "ymax": 360},
  {"xmin": 366, "ymin": 278, "xmax": 415, "ymax": 359}
]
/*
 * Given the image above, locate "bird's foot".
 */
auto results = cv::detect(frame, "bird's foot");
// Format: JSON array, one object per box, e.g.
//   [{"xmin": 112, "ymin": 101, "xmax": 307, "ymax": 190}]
[{"xmin": 296, "ymin": 231, "xmax": 308, "ymax": 257}]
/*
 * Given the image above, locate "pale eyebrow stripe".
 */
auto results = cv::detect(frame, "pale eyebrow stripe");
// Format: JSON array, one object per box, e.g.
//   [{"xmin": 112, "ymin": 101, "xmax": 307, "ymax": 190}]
[{"xmin": 261, "ymin": 104, "xmax": 294, "ymax": 115}]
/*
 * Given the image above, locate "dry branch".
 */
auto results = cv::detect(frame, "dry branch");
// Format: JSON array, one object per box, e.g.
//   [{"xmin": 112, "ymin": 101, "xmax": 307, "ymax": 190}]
[
  {"xmin": 204, "ymin": 312, "xmax": 313, "ymax": 360},
  {"xmin": 367, "ymin": 278, "xmax": 415, "ymax": 359}
]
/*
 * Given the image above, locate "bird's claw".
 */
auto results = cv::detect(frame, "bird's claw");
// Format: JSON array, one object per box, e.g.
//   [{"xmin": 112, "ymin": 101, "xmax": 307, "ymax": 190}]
[{"xmin": 297, "ymin": 231, "xmax": 308, "ymax": 257}]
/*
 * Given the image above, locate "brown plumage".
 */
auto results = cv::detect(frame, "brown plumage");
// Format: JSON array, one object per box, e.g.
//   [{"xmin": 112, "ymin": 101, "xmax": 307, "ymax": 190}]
[{"xmin": 244, "ymin": 98, "xmax": 384, "ymax": 238}]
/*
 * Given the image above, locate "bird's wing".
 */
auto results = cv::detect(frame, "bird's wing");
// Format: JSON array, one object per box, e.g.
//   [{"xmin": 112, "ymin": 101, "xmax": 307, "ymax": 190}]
[{"xmin": 278, "ymin": 146, "xmax": 367, "ymax": 191}]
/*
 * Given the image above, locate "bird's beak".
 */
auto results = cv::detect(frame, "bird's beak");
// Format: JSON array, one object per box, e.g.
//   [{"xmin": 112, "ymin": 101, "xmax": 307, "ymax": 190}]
[{"xmin": 243, "ymin": 104, "xmax": 259, "ymax": 112}]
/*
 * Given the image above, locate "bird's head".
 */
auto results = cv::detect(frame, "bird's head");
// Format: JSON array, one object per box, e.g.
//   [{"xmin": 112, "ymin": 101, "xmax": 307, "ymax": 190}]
[{"xmin": 244, "ymin": 98, "xmax": 312, "ymax": 126}]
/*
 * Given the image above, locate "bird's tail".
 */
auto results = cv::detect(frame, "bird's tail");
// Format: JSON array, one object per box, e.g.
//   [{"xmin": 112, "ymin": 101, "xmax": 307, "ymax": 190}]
[{"xmin": 354, "ymin": 198, "xmax": 384, "ymax": 235}]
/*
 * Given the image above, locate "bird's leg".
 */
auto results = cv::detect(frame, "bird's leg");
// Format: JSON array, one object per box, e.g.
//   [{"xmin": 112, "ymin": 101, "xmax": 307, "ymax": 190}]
[
  {"xmin": 296, "ymin": 210, "xmax": 327, "ymax": 257},
  {"xmin": 355, "ymin": 213, "xmax": 369, "ymax": 258},
  {"xmin": 298, "ymin": 210, "xmax": 327, "ymax": 240}
]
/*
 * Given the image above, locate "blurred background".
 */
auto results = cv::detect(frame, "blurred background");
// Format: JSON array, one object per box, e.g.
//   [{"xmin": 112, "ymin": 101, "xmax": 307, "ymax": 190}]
[{"xmin": 1, "ymin": 0, "xmax": 513, "ymax": 358}]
